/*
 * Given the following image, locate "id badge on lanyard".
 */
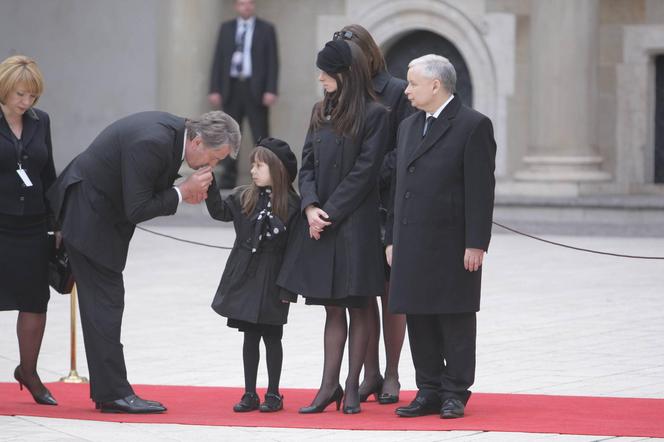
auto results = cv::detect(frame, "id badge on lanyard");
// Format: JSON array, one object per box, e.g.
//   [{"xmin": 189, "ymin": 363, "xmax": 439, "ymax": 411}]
[{"xmin": 14, "ymin": 138, "xmax": 33, "ymax": 187}]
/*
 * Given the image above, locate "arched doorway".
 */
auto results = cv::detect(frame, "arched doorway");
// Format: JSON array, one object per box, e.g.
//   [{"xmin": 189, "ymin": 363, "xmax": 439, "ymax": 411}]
[{"xmin": 384, "ymin": 30, "xmax": 473, "ymax": 107}]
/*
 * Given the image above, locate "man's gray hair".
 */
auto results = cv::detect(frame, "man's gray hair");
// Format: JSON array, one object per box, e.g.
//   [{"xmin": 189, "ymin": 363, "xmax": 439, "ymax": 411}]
[
  {"xmin": 408, "ymin": 54, "xmax": 457, "ymax": 94},
  {"xmin": 186, "ymin": 111, "xmax": 241, "ymax": 159}
]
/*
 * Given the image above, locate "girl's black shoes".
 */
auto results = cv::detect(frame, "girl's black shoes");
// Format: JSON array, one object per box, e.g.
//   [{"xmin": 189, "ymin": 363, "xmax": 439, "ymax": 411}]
[
  {"xmin": 298, "ymin": 385, "xmax": 343, "ymax": 413},
  {"xmin": 259, "ymin": 392, "xmax": 283, "ymax": 412},
  {"xmin": 233, "ymin": 392, "xmax": 260, "ymax": 412}
]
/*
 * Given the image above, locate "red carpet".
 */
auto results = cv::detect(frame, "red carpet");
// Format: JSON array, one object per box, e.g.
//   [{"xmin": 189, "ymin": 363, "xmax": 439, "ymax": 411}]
[{"xmin": 1, "ymin": 383, "xmax": 663, "ymax": 437}]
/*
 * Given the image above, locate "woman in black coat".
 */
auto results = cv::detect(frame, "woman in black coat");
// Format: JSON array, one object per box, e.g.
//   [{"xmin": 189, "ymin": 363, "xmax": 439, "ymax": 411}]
[
  {"xmin": 0, "ymin": 55, "xmax": 57, "ymax": 405},
  {"xmin": 277, "ymin": 39, "xmax": 388, "ymax": 414},
  {"xmin": 334, "ymin": 24, "xmax": 414, "ymax": 405}
]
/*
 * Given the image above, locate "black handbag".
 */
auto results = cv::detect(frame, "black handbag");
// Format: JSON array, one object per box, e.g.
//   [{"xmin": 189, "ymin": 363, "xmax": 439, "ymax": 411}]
[{"xmin": 48, "ymin": 235, "xmax": 75, "ymax": 294}]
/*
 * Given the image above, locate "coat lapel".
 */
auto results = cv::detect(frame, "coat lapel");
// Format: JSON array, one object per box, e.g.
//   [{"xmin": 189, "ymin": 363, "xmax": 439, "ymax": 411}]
[
  {"xmin": 169, "ymin": 123, "xmax": 186, "ymax": 182},
  {"xmin": 0, "ymin": 111, "xmax": 13, "ymax": 144},
  {"xmin": 406, "ymin": 96, "xmax": 460, "ymax": 167},
  {"xmin": 0, "ymin": 108, "xmax": 39, "ymax": 148},
  {"xmin": 20, "ymin": 108, "xmax": 40, "ymax": 148}
]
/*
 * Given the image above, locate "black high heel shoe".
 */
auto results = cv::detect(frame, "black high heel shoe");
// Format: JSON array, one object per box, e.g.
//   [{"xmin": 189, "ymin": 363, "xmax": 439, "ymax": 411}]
[
  {"xmin": 298, "ymin": 385, "xmax": 343, "ymax": 414},
  {"xmin": 378, "ymin": 380, "xmax": 401, "ymax": 405},
  {"xmin": 14, "ymin": 366, "xmax": 58, "ymax": 406},
  {"xmin": 342, "ymin": 400, "xmax": 361, "ymax": 414},
  {"xmin": 359, "ymin": 374, "xmax": 384, "ymax": 402}
]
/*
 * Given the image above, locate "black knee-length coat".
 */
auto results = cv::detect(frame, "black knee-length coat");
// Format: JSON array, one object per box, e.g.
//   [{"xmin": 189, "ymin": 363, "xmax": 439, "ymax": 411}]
[
  {"xmin": 385, "ymin": 96, "xmax": 496, "ymax": 314},
  {"xmin": 206, "ymin": 184, "xmax": 299, "ymax": 325},
  {"xmin": 277, "ymin": 101, "xmax": 389, "ymax": 299}
]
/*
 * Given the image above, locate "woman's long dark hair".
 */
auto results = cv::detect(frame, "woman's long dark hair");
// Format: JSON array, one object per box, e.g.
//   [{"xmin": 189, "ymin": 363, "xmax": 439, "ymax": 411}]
[
  {"xmin": 241, "ymin": 146, "xmax": 292, "ymax": 221},
  {"xmin": 340, "ymin": 24, "xmax": 386, "ymax": 77},
  {"xmin": 310, "ymin": 40, "xmax": 376, "ymax": 139}
]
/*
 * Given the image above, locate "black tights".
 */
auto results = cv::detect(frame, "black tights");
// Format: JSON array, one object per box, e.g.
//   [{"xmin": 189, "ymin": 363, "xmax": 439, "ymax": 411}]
[
  {"xmin": 16, "ymin": 312, "xmax": 48, "ymax": 390},
  {"xmin": 242, "ymin": 331, "xmax": 283, "ymax": 395},
  {"xmin": 311, "ymin": 306, "xmax": 370, "ymax": 409}
]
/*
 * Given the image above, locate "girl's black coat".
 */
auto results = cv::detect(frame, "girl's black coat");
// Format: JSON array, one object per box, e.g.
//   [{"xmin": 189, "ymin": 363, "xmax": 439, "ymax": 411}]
[
  {"xmin": 206, "ymin": 185, "xmax": 299, "ymax": 325},
  {"xmin": 277, "ymin": 101, "xmax": 389, "ymax": 299}
]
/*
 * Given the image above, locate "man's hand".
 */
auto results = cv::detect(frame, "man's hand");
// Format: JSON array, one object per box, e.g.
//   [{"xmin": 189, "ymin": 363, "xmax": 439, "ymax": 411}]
[
  {"xmin": 179, "ymin": 166, "xmax": 213, "ymax": 204},
  {"xmin": 262, "ymin": 92, "xmax": 277, "ymax": 107},
  {"xmin": 208, "ymin": 93, "xmax": 222, "ymax": 109},
  {"xmin": 385, "ymin": 245, "xmax": 393, "ymax": 267},
  {"xmin": 464, "ymin": 248, "xmax": 485, "ymax": 272},
  {"xmin": 305, "ymin": 205, "xmax": 331, "ymax": 240}
]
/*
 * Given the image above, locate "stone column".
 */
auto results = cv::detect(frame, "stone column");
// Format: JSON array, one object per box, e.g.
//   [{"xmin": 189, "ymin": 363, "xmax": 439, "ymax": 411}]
[
  {"xmin": 515, "ymin": 0, "xmax": 610, "ymax": 183},
  {"xmin": 157, "ymin": 0, "xmax": 225, "ymax": 116}
]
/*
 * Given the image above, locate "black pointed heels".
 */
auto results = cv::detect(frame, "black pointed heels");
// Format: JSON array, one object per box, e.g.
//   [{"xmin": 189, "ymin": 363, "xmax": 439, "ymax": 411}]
[
  {"xmin": 298, "ymin": 384, "xmax": 343, "ymax": 414},
  {"xmin": 14, "ymin": 366, "xmax": 58, "ymax": 406},
  {"xmin": 358, "ymin": 374, "xmax": 384, "ymax": 402}
]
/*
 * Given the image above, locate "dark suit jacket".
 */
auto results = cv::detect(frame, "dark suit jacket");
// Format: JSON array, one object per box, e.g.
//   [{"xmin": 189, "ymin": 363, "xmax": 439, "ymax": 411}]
[
  {"xmin": 386, "ymin": 96, "xmax": 496, "ymax": 314},
  {"xmin": 0, "ymin": 108, "xmax": 56, "ymax": 219},
  {"xmin": 47, "ymin": 111, "xmax": 185, "ymax": 272},
  {"xmin": 277, "ymin": 101, "xmax": 388, "ymax": 299},
  {"xmin": 209, "ymin": 17, "xmax": 279, "ymax": 104}
]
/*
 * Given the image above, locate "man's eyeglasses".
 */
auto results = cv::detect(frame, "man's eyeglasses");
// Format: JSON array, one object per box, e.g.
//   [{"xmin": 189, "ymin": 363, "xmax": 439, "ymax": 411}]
[{"xmin": 333, "ymin": 30, "xmax": 354, "ymax": 41}]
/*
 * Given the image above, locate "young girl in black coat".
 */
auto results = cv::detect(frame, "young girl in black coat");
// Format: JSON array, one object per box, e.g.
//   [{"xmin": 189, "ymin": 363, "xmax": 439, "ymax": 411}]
[{"xmin": 205, "ymin": 137, "xmax": 299, "ymax": 413}]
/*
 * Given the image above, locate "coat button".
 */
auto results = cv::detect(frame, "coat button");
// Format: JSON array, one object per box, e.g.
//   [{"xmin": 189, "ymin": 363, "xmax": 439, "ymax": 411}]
[
  {"xmin": 22, "ymin": 154, "xmax": 28, "ymax": 160},
  {"xmin": 404, "ymin": 191, "xmax": 411, "ymax": 199},
  {"xmin": 401, "ymin": 218, "xmax": 407, "ymax": 225},
  {"xmin": 408, "ymin": 166, "xmax": 415, "ymax": 173},
  {"xmin": 316, "ymin": 138, "xmax": 321, "ymax": 143},
  {"xmin": 335, "ymin": 138, "xmax": 341, "ymax": 144},
  {"xmin": 19, "ymin": 196, "xmax": 25, "ymax": 201},
  {"xmin": 315, "ymin": 160, "xmax": 320, "ymax": 166},
  {"xmin": 333, "ymin": 163, "xmax": 337, "ymax": 168}
]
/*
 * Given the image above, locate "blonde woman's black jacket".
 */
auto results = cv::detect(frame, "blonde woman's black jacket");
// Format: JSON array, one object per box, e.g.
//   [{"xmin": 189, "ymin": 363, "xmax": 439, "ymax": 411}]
[{"xmin": 0, "ymin": 108, "xmax": 56, "ymax": 222}]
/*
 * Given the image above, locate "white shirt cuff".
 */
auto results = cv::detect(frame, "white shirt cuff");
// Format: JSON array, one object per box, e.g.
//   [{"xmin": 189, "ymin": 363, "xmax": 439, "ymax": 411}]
[{"xmin": 173, "ymin": 186, "xmax": 182, "ymax": 204}]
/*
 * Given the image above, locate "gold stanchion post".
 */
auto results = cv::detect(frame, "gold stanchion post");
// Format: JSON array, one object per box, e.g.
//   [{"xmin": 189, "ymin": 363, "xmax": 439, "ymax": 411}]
[{"xmin": 60, "ymin": 284, "xmax": 88, "ymax": 383}]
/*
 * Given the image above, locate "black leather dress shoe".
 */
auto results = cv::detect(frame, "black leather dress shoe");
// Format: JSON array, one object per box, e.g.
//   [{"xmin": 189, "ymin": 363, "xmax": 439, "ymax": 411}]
[
  {"xmin": 99, "ymin": 395, "xmax": 166, "ymax": 413},
  {"xmin": 395, "ymin": 396, "xmax": 440, "ymax": 417},
  {"xmin": 233, "ymin": 392, "xmax": 260, "ymax": 412},
  {"xmin": 440, "ymin": 398, "xmax": 465, "ymax": 419}
]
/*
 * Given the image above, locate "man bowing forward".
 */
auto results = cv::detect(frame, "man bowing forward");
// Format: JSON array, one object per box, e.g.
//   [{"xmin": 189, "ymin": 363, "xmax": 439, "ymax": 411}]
[
  {"xmin": 385, "ymin": 55, "xmax": 496, "ymax": 419},
  {"xmin": 48, "ymin": 111, "xmax": 240, "ymax": 413}
]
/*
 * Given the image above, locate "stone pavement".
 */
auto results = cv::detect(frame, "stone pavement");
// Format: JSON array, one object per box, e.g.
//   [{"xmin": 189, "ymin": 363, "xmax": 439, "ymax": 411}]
[{"xmin": 1, "ymin": 213, "xmax": 664, "ymax": 441}]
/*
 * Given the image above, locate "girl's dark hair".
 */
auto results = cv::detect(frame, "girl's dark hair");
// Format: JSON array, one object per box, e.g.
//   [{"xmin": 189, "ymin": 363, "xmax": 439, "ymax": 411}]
[
  {"xmin": 340, "ymin": 24, "xmax": 386, "ymax": 76},
  {"xmin": 241, "ymin": 146, "xmax": 291, "ymax": 221},
  {"xmin": 310, "ymin": 40, "xmax": 376, "ymax": 138}
]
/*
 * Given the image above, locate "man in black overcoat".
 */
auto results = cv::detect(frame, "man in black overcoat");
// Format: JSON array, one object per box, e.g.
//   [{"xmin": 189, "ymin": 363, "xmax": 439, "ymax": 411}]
[
  {"xmin": 208, "ymin": 0, "xmax": 279, "ymax": 188},
  {"xmin": 385, "ymin": 55, "xmax": 496, "ymax": 419},
  {"xmin": 47, "ymin": 111, "xmax": 240, "ymax": 413}
]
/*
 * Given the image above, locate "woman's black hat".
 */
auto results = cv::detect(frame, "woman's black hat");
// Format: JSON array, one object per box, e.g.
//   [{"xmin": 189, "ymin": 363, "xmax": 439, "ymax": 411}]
[{"xmin": 316, "ymin": 39, "xmax": 352, "ymax": 73}]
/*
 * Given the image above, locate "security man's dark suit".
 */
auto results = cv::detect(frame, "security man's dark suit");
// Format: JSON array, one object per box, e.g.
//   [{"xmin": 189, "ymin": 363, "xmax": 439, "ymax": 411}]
[{"xmin": 210, "ymin": 16, "xmax": 278, "ymax": 187}]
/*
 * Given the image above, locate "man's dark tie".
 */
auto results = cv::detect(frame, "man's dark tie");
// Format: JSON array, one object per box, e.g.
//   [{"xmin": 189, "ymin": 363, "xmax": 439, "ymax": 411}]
[
  {"xmin": 423, "ymin": 116, "xmax": 435, "ymax": 137},
  {"xmin": 233, "ymin": 22, "xmax": 247, "ymax": 74}
]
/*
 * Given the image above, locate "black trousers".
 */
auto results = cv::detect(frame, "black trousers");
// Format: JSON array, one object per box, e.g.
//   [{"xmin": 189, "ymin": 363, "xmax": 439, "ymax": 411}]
[
  {"xmin": 406, "ymin": 312, "xmax": 476, "ymax": 405},
  {"xmin": 66, "ymin": 243, "xmax": 134, "ymax": 403},
  {"xmin": 220, "ymin": 78, "xmax": 269, "ymax": 187}
]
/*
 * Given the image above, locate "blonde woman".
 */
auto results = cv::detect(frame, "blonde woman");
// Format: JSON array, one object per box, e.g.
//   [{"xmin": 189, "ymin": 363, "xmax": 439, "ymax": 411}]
[{"xmin": 0, "ymin": 55, "xmax": 57, "ymax": 406}]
